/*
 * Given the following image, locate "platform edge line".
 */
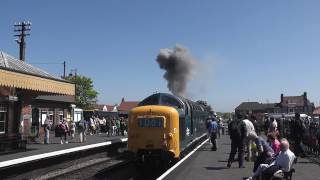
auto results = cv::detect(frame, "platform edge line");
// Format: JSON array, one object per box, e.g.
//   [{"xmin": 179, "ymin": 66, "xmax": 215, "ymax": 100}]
[{"xmin": 156, "ymin": 138, "xmax": 209, "ymax": 180}]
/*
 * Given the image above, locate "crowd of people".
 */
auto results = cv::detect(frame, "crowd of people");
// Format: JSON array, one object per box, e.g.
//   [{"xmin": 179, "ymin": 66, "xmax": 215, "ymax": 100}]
[
  {"xmin": 43, "ymin": 116, "xmax": 128, "ymax": 144},
  {"xmin": 262, "ymin": 114, "xmax": 320, "ymax": 157},
  {"xmin": 206, "ymin": 113, "xmax": 302, "ymax": 180}
]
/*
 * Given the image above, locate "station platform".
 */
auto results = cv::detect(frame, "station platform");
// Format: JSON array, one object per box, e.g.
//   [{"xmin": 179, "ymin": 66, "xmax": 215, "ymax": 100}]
[
  {"xmin": 0, "ymin": 133, "xmax": 127, "ymax": 169},
  {"xmin": 162, "ymin": 135, "xmax": 320, "ymax": 180}
]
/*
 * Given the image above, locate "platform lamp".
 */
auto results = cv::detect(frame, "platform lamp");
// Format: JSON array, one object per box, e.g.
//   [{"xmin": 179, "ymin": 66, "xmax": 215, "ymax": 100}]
[{"xmin": 69, "ymin": 69, "xmax": 77, "ymax": 123}]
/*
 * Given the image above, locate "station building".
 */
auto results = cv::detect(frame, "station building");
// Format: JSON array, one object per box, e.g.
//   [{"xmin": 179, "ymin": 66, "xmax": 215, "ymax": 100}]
[{"xmin": 0, "ymin": 51, "xmax": 75, "ymax": 150}]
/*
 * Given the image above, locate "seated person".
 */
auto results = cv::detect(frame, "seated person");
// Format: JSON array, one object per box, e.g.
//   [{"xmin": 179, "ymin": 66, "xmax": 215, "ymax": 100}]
[
  {"xmin": 245, "ymin": 138, "xmax": 296, "ymax": 180},
  {"xmin": 249, "ymin": 132, "xmax": 275, "ymax": 172}
]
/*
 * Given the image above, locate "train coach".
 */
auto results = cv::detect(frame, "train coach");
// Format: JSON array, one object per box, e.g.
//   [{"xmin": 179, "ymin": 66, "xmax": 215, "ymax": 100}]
[{"xmin": 127, "ymin": 93, "xmax": 210, "ymax": 163}]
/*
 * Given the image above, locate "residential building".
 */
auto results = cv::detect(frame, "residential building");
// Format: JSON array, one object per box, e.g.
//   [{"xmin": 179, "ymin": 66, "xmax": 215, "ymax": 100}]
[
  {"xmin": 117, "ymin": 98, "xmax": 139, "ymax": 118},
  {"xmin": 235, "ymin": 92, "xmax": 315, "ymax": 118}
]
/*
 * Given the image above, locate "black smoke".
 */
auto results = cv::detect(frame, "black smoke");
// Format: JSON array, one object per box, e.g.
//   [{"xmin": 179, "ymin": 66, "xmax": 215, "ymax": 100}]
[{"xmin": 156, "ymin": 45, "xmax": 196, "ymax": 97}]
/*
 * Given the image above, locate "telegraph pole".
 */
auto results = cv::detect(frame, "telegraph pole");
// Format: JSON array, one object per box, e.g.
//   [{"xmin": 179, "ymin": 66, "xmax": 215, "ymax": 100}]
[
  {"xmin": 63, "ymin": 61, "xmax": 66, "ymax": 78},
  {"xmin": 14, "ymin": 21, "xmax": 31, "ymax": 61}
]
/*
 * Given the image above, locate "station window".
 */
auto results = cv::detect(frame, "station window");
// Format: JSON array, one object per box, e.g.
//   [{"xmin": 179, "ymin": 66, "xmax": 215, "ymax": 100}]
[
  {"xmin": 0, "ymin": 104, "xmax": 7, "ymax": 134},
  {"xmin": 58, "ymin": 110, "xmax": 64, "ymax": 121}
]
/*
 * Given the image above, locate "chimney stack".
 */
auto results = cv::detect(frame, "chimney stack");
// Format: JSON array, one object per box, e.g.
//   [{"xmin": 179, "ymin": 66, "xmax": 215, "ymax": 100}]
[{"xmin": 281, "ymin": 93, "xmax": 284, "ymax": 103}]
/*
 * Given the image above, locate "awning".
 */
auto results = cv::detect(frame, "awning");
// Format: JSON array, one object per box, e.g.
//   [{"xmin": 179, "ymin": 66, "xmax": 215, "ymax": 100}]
[{"xmin": 0, "ymin": 68, "xmax": 75, "ymax": 95}]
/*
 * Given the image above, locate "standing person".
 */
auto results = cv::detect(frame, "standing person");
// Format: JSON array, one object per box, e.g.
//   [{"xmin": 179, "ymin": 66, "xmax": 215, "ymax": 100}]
[
  {"xmin": 98, "ymin": 116, "xmax": 104, "ymax": 134},
  {"xmin": 43, "ymin": 116, "xmax": 50, "ymax": 144},
  {"xmin": 269, "ymin": 117, "xmax": 277, "ymax": 133},
  {"xmin": 101, "ymin": 117, "xmax": 107, "ymax": 133},
  {"xmin": 90, "ymin": 116, "xmax": 95, "ymax": 135},
  {"xmin": 316, "ymin": 122, "xmax": 320, "ymax": 156},
  {"xmin": 112, "ymin": 118, "xmax": 116, "ymax": 136},
  {"xmin": 59, "ymin": 119, "xmax": 69, "ymax": 144},
  {"xmin": 120, "ymin": 118, "xmax": 126, "ymax": 136},
  {"xmin": 243, "ymin": 115, "xmax": 256, "ymax": 161},
  {"xmin": 107, "ymin": 117, "xmax": 112, "ymax": 136},
  {"xmin": 116, "ymin": 118, "xmax": 121, "ymax": 136},
  {"xmin": 78, "ymin": 118, "xmax": 87, "ymax": 143},
  {"xmin": 227, "ymin": 114, "xmax": 247, "ymax": 168},
  {"xmin": 206, "ymin": 117, "xmax": 212, "ymax": 142},
  {"xmin": 219, "ymin": 118, "xmax": 225, "ymax": 135},
  {"xmin": 106, "ymin": 117, "xmax": 111, "ymax": 136},
  {"xmin": 209, "ymin": 117, "xmax": 219, "ymax": 151},
  {"xmin": 291, "ymin": 113, "xmax": 306, "ymax": 157},
  {"xmin": 70, "ymin": 121, "xmax": 76, "ymax": 139},
  {"xmin": 212, "ymin": 113, "xmax": 220, "ymax": 138},
  {"xmin": 251, "ymin": 116, "xmax": 260, "ymax": 135},
  {"xmin": 95, "ymin": 116, "xmax": 100, "ymax": 134}
]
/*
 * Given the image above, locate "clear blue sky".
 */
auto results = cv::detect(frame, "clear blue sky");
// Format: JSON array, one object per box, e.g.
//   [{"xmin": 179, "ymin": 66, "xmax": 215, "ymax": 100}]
[{"xmin": 1, "ymin": 0, "xmax": 320, "ymax": 112}]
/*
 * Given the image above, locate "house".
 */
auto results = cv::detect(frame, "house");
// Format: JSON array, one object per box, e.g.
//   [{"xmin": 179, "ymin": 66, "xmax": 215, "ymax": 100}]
[
  {"xmin": 235, "ymin": 92, "xmax": 315, "ymax": 119},
  {"xmin": 117, "ymin": 98, "xmax": 139, "ymax": 118},
  {"xmin": 93, "ymin": 104, "xmax": 118, "ymax": 112},
  {"xmin": 0, "ymin": 51, "xmax": 75, "ymax": 149},
  {"xmin": 279, "ymin": 92, "xmax": 314, "ymax": 114},
  {"xmin": 235, "ymin": 102, "xmax": 278, "ymax": 115}
]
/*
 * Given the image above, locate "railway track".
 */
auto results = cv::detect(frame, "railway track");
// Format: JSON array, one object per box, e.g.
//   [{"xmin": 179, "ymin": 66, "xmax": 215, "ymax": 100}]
[
  {"xmin": 49, "ymin": 135, "xmax": 208, "ymax": 180},
  {"xmin": 2, "ymin": 135, "xmax": 207, "ymax": 180},
  {"xmin": 47, "ymin": 154, "xmax": 165, "ymax": 180}
]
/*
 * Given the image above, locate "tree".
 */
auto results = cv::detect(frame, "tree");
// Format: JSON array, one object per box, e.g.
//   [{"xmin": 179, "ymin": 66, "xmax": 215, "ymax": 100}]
[{"xmin": 64, "ymin": 75, "xmax": 98, "ymax": 109}]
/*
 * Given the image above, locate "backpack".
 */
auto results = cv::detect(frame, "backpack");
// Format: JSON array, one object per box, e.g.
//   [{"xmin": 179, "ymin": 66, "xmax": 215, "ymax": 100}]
[
  {"xmin": 229, "ymin": 120, "xmax": 244, "ymax": 139},
  {"xmin": 79, "ymin": 121, "xmax": 85, "ymax": 128}
]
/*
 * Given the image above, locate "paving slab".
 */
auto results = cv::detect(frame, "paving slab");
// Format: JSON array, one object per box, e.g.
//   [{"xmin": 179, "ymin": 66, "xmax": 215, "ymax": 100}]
[
  {"xmin": 164, "ymin": 135, "xmax": 320, "ymax": 180},
  {"xmin": 0, "ymin": 132, "xmax": 126, "ymax": 163}
]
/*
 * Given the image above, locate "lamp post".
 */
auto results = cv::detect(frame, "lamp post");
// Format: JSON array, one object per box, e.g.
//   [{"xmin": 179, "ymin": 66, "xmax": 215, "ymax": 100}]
[
  {"xmin": 69, "ymin": 69, "xmax": 77, "ymax": 123},
  {"xmin": 69, "ymin": 68, "xmax": 77, "ymax": 97}
]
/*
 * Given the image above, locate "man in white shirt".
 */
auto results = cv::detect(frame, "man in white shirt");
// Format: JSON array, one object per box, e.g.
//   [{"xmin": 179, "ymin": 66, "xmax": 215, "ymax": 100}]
[
  {"xmin": 245, "ymin": 138, "xmax": 296, "ymax": 180},
  {"xmin": 243, "ymin": 115, "xmax": 256, "ymax": 161}
]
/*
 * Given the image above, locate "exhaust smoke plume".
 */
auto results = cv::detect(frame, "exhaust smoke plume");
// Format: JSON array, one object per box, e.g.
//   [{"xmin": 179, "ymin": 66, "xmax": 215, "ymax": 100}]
[{"xmin": 156, "ymin": 45, "xmax": 196, "ymax": 97}]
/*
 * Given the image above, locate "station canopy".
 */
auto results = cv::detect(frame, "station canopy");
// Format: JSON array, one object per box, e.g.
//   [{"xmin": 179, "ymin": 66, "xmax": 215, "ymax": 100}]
[{"xmin": 0, "ymin": 52, "xmax": 75, "ymax": 95}]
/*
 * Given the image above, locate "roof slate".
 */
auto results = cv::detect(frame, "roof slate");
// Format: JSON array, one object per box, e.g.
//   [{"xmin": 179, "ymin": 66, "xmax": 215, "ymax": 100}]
[
  {"xmin": 236, "ymin": 102, "xmax": 277, "ymax": 111},
  {"xmin": 0, "ymin": 51, "xmax": 63, "ymax": 81},
  {"xmin": 118, "ymin": 101, "xmax": 140, "ymax": 111}
]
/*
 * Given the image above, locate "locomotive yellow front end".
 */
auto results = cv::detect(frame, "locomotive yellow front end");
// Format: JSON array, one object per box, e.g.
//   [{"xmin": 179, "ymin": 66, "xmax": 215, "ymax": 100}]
[{"xmin": 128, "ymin": 105, "xmax": 180, "ymax": 161}]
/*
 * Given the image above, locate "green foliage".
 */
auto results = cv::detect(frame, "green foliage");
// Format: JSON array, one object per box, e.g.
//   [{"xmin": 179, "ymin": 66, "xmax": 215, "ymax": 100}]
[{"xmin": 64, "ymin": 75, "xmax": 98, "ymax": 109}]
